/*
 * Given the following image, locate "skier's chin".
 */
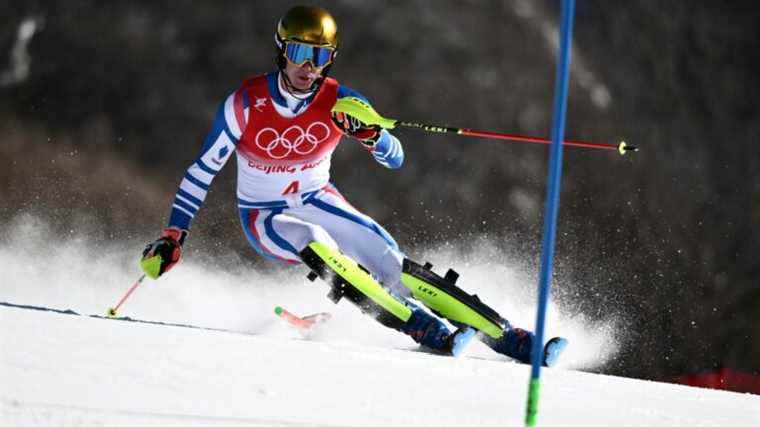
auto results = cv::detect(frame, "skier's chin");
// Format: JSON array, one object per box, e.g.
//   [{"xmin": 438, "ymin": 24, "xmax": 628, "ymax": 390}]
[{"xmin": 294, "ymin": 76, "xmax": 315, "ymax": 90}]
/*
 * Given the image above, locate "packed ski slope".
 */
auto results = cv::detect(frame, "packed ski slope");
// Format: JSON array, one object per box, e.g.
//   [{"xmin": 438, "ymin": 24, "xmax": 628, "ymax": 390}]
[
  {"xmin": 2, "ymin": 217, "xmax": 759, "ymax": 426},
  {"xmin": 3, "ymin": 306, "xmax": 759, "ymax": 427}
]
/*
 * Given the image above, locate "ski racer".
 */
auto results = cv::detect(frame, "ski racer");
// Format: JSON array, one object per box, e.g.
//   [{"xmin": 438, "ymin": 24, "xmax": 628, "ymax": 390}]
[{"xmin": 141, "ymin": 5, "xmax": 566, "ymax": 365}]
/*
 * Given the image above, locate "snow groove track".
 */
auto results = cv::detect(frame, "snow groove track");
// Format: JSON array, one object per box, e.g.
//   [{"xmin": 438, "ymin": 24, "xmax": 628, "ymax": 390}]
[
  {"xmin": 2, "ymin": 301, "xmax": 760, "ymax": 427},
  {"xmin": 3, "ymin": 399, "xmax": 346, "ymax": 427},
  {"xmin": 0, "ymin": 301, "xmax": 255, "ymax": 336}
]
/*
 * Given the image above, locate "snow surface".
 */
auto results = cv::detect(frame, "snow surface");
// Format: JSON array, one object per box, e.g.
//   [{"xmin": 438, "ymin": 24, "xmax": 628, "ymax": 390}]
[
  {"xmin": 2, "ymin": 216, "xmax": 759, "ymax": 426},
  {"xmin": 3, "ymin": 307, "xmax": 759, "ymax": 427}
]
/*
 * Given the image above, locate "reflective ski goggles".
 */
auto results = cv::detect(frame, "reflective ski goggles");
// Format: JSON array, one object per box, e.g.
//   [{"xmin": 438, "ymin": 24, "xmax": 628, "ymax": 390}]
[{"xmin": 284, "ymin": 41, "xmax": 335, "ymax": 68}]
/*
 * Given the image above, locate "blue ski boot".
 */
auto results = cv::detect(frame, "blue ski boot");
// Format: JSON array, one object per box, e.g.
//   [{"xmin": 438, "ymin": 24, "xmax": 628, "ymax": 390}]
[
  {"xmin": 448, "ymin": 327, "xmax": 477, "ymax": 357},
  {"xmin": 401, "ymin": 307, "xmax": 475, "ymax": 356},
  {"xmin": 542, "ymin": 337, "xmax": 568, "ymax": 367},
  {"xmin": 483, "ymin": 327, "xmax": 568, "ymax": 367}
]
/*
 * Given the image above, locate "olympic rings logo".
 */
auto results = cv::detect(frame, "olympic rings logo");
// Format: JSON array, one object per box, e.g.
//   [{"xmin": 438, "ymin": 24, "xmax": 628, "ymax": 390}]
[{"xmin": 254, "ymin": 122, "xmax": 331, "ymax": 159}]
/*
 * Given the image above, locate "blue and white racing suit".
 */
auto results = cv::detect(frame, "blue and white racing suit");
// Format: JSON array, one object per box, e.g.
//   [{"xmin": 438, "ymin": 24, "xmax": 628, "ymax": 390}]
[{"xmin": 166, "ymin": 71, "xmax": 407, "ymax": 291}]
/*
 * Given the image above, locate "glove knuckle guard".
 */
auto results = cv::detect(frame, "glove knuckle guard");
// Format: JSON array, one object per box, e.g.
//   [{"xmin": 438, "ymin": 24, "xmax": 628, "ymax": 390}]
[{"xmin": 141, "ymin": 228, "xmax": 188, "ymax": 277}]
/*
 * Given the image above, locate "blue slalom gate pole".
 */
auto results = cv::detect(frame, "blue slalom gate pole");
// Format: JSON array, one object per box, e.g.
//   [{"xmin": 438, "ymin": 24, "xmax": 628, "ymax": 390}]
[{"xmin": 524, "ymin": 0, "xmax": 575, "ymax": 426}]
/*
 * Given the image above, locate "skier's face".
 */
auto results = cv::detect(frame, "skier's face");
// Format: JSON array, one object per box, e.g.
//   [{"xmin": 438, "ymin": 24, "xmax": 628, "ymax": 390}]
[{"xmin": 284, "ymin": 60, "xmax": 322, "ymax": 91}]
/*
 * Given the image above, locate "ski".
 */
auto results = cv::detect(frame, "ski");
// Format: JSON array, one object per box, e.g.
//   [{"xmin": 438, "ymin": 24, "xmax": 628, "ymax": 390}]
[{"xmin": 274, "ymin": 306, "xmax": 331, "ymax": 332}]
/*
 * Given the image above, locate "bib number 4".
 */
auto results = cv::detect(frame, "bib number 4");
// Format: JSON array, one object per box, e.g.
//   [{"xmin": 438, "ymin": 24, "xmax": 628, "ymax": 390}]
[{"xmin": 282, "ymin": 180, "xmax": 300, "ymax": 195}]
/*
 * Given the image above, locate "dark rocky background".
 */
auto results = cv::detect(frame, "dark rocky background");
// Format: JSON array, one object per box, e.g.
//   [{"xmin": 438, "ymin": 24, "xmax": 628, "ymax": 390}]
[{"xmin": 1, "ymin": 1, "xmax": 758, "ymax": 382}]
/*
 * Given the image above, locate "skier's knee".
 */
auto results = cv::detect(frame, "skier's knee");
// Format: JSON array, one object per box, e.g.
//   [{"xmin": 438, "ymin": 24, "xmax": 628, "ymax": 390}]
[
  {"xmin": 375, "ymin": 248, "xmax": 408, "ymax": 297},
  {"xmin": 292, "ymin": 225, "xmax": 338, "ymax": 253}
]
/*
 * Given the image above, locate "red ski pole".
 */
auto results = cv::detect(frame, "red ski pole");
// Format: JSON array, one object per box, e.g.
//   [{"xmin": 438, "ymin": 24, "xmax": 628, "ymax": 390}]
[
  {"xmin": 274, "ymin": 306, "xmax": 332, "ymax": 331},
  {"xmin": 332, "ymin": 96, "xmax": 638, "ymax": 155},
  {"xmin": 107, "ymin": 274, "xmax": 146, "ymax": 317},
  {"xmin": 396, "ymin": 121, "xmax": 636, "ymax": 154}
]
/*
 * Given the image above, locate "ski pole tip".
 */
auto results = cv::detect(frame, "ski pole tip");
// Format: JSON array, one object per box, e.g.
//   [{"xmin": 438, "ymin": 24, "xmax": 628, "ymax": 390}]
[
  {"xmin": 107, "ymin": 307, "xmax": 117, "ymax": 317},
  {"xmin": 274, "ymin": 306, "xmax": 284, "ymax": 316},
  {"xmin": 618, "ymin": 140, "xmax": 638, "ymax": 155}
]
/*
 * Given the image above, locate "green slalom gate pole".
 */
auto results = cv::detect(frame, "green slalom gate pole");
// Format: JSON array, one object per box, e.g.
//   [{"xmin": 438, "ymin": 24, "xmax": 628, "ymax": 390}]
[{"xmin": 525, "ymin": 0, "xmax": 575, "ymax": 426}]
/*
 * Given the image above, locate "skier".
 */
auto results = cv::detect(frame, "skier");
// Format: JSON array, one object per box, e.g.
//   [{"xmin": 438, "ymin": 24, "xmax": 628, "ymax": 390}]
[{"xmin": 141, "ymin": 5, "xmax": 566, "ymax": 365}]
